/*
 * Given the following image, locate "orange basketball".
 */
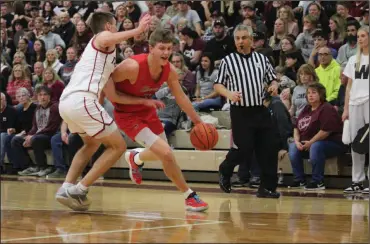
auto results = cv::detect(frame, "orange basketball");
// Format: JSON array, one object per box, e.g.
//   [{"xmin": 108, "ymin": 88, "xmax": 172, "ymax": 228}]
[{"xmin": 190, "ymin": 123, "xmax": 219, "ymax": 151}]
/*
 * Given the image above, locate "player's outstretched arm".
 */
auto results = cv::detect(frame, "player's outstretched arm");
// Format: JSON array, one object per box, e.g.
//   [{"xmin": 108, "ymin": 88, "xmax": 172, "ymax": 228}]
[
  {"xmin": 167, "ymin": 64, "xmax": 202, "ymax": 125},
  {"xmin": 95, "ymin": 14, "xmax": 151, "ymax": 49}
]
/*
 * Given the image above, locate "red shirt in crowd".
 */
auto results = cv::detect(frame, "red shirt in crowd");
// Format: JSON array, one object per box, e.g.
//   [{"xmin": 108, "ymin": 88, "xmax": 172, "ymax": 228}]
[
  {"xmin": 6, "ymin": 79, "xmax": 33, "ymax": 105},
  {"xmin": 295, "ymin": 102, "xmax": 343, "ymax": 143}
]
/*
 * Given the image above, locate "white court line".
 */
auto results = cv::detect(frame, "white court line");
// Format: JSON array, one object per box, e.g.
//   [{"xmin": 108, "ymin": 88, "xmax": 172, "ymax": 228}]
[
  {"xmin": 1, "ymin": 206, "xmax": 227, "ymax": 223},
  {"xmin": 1, "ymin": 221, "xmax": 224, "ymax": 243}
]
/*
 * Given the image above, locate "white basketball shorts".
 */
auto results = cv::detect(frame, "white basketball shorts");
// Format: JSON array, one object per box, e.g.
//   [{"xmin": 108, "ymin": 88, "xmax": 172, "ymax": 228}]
[{"xmin": 59, "ymin": 93, "xmax": 117, "ymax": 139}]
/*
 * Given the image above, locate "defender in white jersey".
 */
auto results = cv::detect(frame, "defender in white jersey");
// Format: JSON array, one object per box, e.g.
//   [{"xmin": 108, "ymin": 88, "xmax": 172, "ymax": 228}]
[{"xmin": 56, "ymin": 12, "xmax": 153, "ymax": 211}]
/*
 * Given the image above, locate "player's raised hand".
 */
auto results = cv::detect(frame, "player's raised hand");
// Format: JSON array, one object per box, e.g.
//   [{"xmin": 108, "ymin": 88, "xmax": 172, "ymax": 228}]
[
  {"xmin": 143, "ymin": 99, "xmax": 165, "ymax": 109},
  {"xmin": 138, "ymin": 14, "xmax": 151, "ymax": 32}
]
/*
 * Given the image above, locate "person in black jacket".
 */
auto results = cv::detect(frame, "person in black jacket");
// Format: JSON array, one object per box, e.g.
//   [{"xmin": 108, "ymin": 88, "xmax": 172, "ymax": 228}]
[
  {"xmin": 0, "ymin": 92, "xmax": 17, "ymax": 173},
  {"xmin": 230, "ymin": 91, "xmax": 293, "ymax": 188}
]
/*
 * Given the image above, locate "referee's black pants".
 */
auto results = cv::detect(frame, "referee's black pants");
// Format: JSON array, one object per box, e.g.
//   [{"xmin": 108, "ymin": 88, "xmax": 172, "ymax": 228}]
[{"xmin": 221, "ymin": 105, "xmax": 279, "ymax": 191}]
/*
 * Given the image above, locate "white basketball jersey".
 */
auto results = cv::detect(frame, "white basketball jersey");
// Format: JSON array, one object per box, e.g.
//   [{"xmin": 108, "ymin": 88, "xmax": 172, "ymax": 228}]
[{"xmin": 60, "ymin": 36, "xmax": 116, "ymax": 100}]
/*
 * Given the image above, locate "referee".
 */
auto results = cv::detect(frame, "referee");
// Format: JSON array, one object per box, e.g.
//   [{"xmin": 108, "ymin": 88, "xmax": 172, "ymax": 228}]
[{"xmin": 214, "ymin": 24, "xmax": 280, "ymax": 198}]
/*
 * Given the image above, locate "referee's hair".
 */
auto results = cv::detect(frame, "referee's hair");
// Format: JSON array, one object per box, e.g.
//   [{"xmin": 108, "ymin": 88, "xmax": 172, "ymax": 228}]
[
  {"xmin": 233, "ymin": 24, "xmax": 253, "ymax": 37},
  {"xmin": 89, "ymin": 12, "xmax": 116, "ymax": 34}
]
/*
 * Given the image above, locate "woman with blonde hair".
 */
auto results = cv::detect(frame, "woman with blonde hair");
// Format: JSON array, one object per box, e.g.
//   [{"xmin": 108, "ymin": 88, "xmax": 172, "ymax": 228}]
[
  {"xmin": 277, "ymin": 5, "xmax": 299, "ymax": 37},
  {"xmin": 44, "ymin": 49, "xmax": 63, "ymax": 76},
  {"xmin": 41, "ymin": 67, "xmax": 65, "ymax": 102},
  {"xmin": 342, "ymin": 26, "xmax": 369, "ymax": 194},
  {"xmin": 328, "ymin": 14, "xmax": 346, "ymax": 50},
  {"xmin": 12, "ymin": 51, "xmax": 32, "ymax": 77},
  {"xmin": 290, "ymin": 64, "xmax": 319, "ymax": 121},
  {"xmin": 269, "ymin": 18, "xmax": 289, "ymax": 65},
  {"xmin": 6, "ymin": 64, "xmax": 33, "ymax": 105}
]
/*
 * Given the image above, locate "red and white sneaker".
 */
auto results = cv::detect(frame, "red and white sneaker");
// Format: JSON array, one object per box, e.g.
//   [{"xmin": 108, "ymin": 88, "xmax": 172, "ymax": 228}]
[
  {"xmin": 185, "ymin": 192, "xmax": 209, "ymax": 212},
  {"xmin": 124, "ymin": 150, "xmax": 144, "ymax": 185}
]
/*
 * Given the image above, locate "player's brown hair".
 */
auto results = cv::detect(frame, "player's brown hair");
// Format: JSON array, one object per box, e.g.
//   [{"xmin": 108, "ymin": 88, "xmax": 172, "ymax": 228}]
[
  {"xmin": 89, "ymin": 12, "xmax": 115, "ymax": 34},
  {"xmin": 149, "ymin": 28, "xmax": 175, "ymax": 47}
]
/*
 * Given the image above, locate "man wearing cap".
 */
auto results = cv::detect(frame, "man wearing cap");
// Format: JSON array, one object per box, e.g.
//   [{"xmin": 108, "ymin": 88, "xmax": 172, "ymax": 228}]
[
  {"xmin": 170, "ymin": 1, "xmax": 202, "ymax": 36},
  {"xmin": 153, "ymin": 1, "xmax": 172, "ymax": 29},
  {"xmin": 252, "ymin": 31, "xmax": 274, "ymax": 66},
  {"xmin": 204, "ymin": 18, "xmax": 235, "ymax": 66},
  {"xmin": 240, "ymin": 1, "xmax": 267, "ymax": 34},
  {"xmin": 40, "ymin": 21, "xmax": 66, "ymax": 50}
]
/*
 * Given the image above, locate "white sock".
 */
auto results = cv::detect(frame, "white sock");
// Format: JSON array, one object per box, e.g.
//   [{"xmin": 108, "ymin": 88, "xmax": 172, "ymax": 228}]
[
  {"xmin": 76, "ymin": 182, "xmax": 88, "ymax": 193},
  {"xmin": 62, "ymin": 182, "xmax": 74, "ymax": 189},
  {"xmin": 134, "ymin": 153, "xmax": 144, "ymax": 165},
  {"xmin": 184, "ymin": 189, "xmax": 194, "ymax": 199}
]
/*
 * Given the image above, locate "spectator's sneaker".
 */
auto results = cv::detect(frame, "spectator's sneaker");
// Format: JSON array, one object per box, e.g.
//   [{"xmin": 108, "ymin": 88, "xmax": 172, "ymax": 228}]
[
  {"xmin": 219, "ymin": 172, "xmax": 231, "ymax": 193},
  {"xmin": 124, "ymin": 150, "xmax": 144, "ymax": 185},
  {"xmin": 249, "ymin": 176, "xmax": 261, "ymax": 189},
  {"xmin": 47, "ymin": 169, "xmax": 67, "ymax": 179},
  {"xmin": 289, "ymin": 181, "xmax": 306, "ymax": 188},
  {"xmin": 185, "ymin": 192, "xmax": 208, "ymax": 212},
  {"xmin": 18, "ymin": 167, "xmax": 40, "ymax": 176},
  {"xmin": 256, "ymin": 188, "xmax": 281, "ymax": 198},
  {"xmin": 56, "ymin": 186, "xmax": 91, "ymax": 211},
  {"xmin": 362, "ymin": 188, "xmax": 369, "ymax": 194},
  {"xmin": 344, "ymin": 182, "xmax": 364, "ymax": 193},
  {"xmin": 304, "ymin": 181, "xmax": 325, "ymax": 191},
  {"xmin": 37, "ymin": 167, "xmax": 55, "ymax": 177},
  {"xmin": 231, "ymin": 177, "xmax": 248, "ymax": 188}
]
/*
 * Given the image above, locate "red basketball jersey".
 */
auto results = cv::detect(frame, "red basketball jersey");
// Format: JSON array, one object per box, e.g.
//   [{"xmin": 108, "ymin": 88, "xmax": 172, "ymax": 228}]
[{"xmin": 114, "ymin": 54, "xmax": 171, "ymax": 112}]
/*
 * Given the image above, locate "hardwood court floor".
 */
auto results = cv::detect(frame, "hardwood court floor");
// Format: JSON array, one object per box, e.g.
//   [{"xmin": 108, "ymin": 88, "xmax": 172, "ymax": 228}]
[{"xmin": 0, "ymin": 176, "xmax": 369, "ymax": 243}]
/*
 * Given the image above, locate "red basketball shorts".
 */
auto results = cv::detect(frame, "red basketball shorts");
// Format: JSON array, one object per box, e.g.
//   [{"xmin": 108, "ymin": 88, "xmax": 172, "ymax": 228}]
[{"xmin": 113, "ymin": 108, "xmax": 164, "ymax": 141}]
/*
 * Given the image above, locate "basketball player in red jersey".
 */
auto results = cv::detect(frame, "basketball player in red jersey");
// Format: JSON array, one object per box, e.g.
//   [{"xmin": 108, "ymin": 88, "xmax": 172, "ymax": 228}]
[{"xmin": 102, "ymin": 28, "xmax": 209, "ymax": 212}]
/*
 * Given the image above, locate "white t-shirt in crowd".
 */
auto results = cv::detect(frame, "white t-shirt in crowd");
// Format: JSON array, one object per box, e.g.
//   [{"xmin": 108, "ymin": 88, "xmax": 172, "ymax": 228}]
[{"xmin": 343, "ymin": 54, "xmax": 369, "ymax": 105}]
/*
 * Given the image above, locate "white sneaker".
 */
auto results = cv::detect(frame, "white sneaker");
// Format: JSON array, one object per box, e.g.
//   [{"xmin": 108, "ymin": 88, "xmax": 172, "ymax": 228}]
[
  {"xmin": 362, "ymin": 188, "xmax": 369, "ymax": 194},
  {"xmin": 344, "ymin": 182, "xmax": 364, "ymax": 193}
]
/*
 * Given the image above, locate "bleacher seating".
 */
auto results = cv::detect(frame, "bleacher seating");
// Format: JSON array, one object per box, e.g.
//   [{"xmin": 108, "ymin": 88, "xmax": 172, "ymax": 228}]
[{"xmin": 4, "ymin": 111, "xmax": 354, "ymax": 179}]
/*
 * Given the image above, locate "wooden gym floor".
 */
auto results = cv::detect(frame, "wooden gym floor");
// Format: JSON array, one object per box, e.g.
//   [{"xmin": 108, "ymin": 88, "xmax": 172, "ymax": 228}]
[{"xmin": 1, "ymin": 176, "xmax": 369, "ymax": 243}]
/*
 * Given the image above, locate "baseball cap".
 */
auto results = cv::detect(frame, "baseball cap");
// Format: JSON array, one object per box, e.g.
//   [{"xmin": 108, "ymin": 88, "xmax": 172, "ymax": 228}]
[
  {"xmin": 153, "ymin": 1, "xmax": 166, "ymax": 6},
  {"xmin": 213, "ymin": 19, "xmax": 225, "ymax": 27},
  {"xmin": 253, "ymin": 31, "xmax": 265, "ymax": 41}
]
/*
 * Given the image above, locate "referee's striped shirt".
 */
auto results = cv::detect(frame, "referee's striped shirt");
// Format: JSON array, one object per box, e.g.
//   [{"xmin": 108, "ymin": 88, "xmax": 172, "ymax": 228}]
[{"xmin": 214, "ymin": 51, "xmax": 277, "ymax": 107}]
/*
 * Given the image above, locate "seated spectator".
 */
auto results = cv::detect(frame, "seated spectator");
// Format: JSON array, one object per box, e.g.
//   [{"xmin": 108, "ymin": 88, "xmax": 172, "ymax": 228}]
[
  {"xmin": 328, "ymin": 14, "xmax": 346, "ymax": 51},
  {"xmin": 42, "ymin": 67, "xmax": 65, "ymax": 102},
  {"xmin": 14, "ymin": 86, "xmax": 62, "ymax": 176},
  {"xmin": 0, "ymin": 92, "xmax": 16, "ymax": 173},
  {"xmin": 32, "ymin": 62, "xmax": 44, "ymax": 87},
  {"xmin": 44, "ymin": 49, "xmax": 63, "ymax": 76},
  {"xmin": 6, "ymin": 64, "xmax": 33, "ymax": 105},
  {"xmin": 55, "ymin": 45, "xmax": 66, "ymax": 63},
  {"xmin": 170, "ymin": 1, "xmax": 202, "ymax": 36},
  {"xmin": 70, "ymin": 20, "xmax": 93, "ymax": 57},
  {"xmin": 279, "ymin": 35, "xmax": 304, "ymax": 67},
  {"xmin": 17, "ymin": 38, "xmax": 33, "ymax": 66},
  {"xmin": 121, "ymin": 47, "xmax": 134, "ymax": 61},
  {"xmin": 315, "ymin": 47, "xmax": 341, "ymax": 105},
  {"xmin": 337, "ymin": 19, "xmax": 360, "ymax": 68},
  {"xmin": 308, "ymin": 29, "xmax": 338, "ymax": 68},
  {"xmin": 179, "ymin": 27, "xmax": 205, "ymax": 71},
  {"xmin": 170, "ymin": 52, "xmax": 196, "ymax": 98},
  {"xmin": 4, "ymin": 88, "xmax": 36, "ymax": 174},
  {"xmin": 284, "ymin": 50, "xmax": 305, "ymax": 81},
  {"xmin": 252, "ymin": 31, "xmax": 274, "ymax": 66},
  {"xmin": 155, "ymin": 81, "xmax": 185, "ymax": 139},
  {"xmin": 277, "ymin": 6, "xmax": 299, "ymax": 37},
  {"xmin": 48, "ymin": 121, "xmax": 68, "ymax": 178},
  {"xmin": 53, "ymin": 12, "xmax": 76, "ymax": 47},
  {"xmin": 288, "ymin": 83, "xmax": 345, "ymax": 190},
  {"xmin": 1, "ymin": 55, "xmax": 11, "ymax": 90},
  {"xmin": 59, "ymin": 47, "xmax": 78, "ymax": 85},
  {"xmin": 290, "ymin": 64, "xmax": 319, "ymax": 122},
  {"xmin": 275, "ymin": 66, "xmax": 295, "ymax": 110},
  {"xmin": 12, "ymin": 51, "xmax": 32, "ymax": 77},
  {"xmin": 295, "ymin": 15, "xmax": 317, "ymax": 62},
  {"xmin": 269, "ymin": 18, "xmax": 288, "ymax": 65},
  {"xmin": 29, "ymin": 39, "xmax": 47, "ymax": 69},
  {"xmin": 132, "ymin": 31, "xmax": 149, "ymax": 54},
  {"xmin": 40, "ymin": 21, "xmax": 65, "ymax": 50},
  {"xmin": 203, "ymin": 18, "xmax": 235, "ymax": 67},
  {"xmin": 192, "ymin": 53, "xmax": 221, "ymax": 111}
]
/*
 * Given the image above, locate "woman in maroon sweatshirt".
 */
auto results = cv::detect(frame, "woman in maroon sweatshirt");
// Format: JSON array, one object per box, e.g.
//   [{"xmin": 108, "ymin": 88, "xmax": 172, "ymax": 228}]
[
  {"xmin": 41, "ymin": 67, "xmax": 65, "ymax": 102},
  {"xmin": 288, "ymin": 83, "xmax": 345, "ymax": 190}
]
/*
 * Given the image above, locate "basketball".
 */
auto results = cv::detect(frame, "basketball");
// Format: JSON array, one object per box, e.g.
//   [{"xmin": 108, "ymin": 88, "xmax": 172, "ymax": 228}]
[{"xmin": 190, "ymin": 123, "xmax": 219, "ymax": 151}]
